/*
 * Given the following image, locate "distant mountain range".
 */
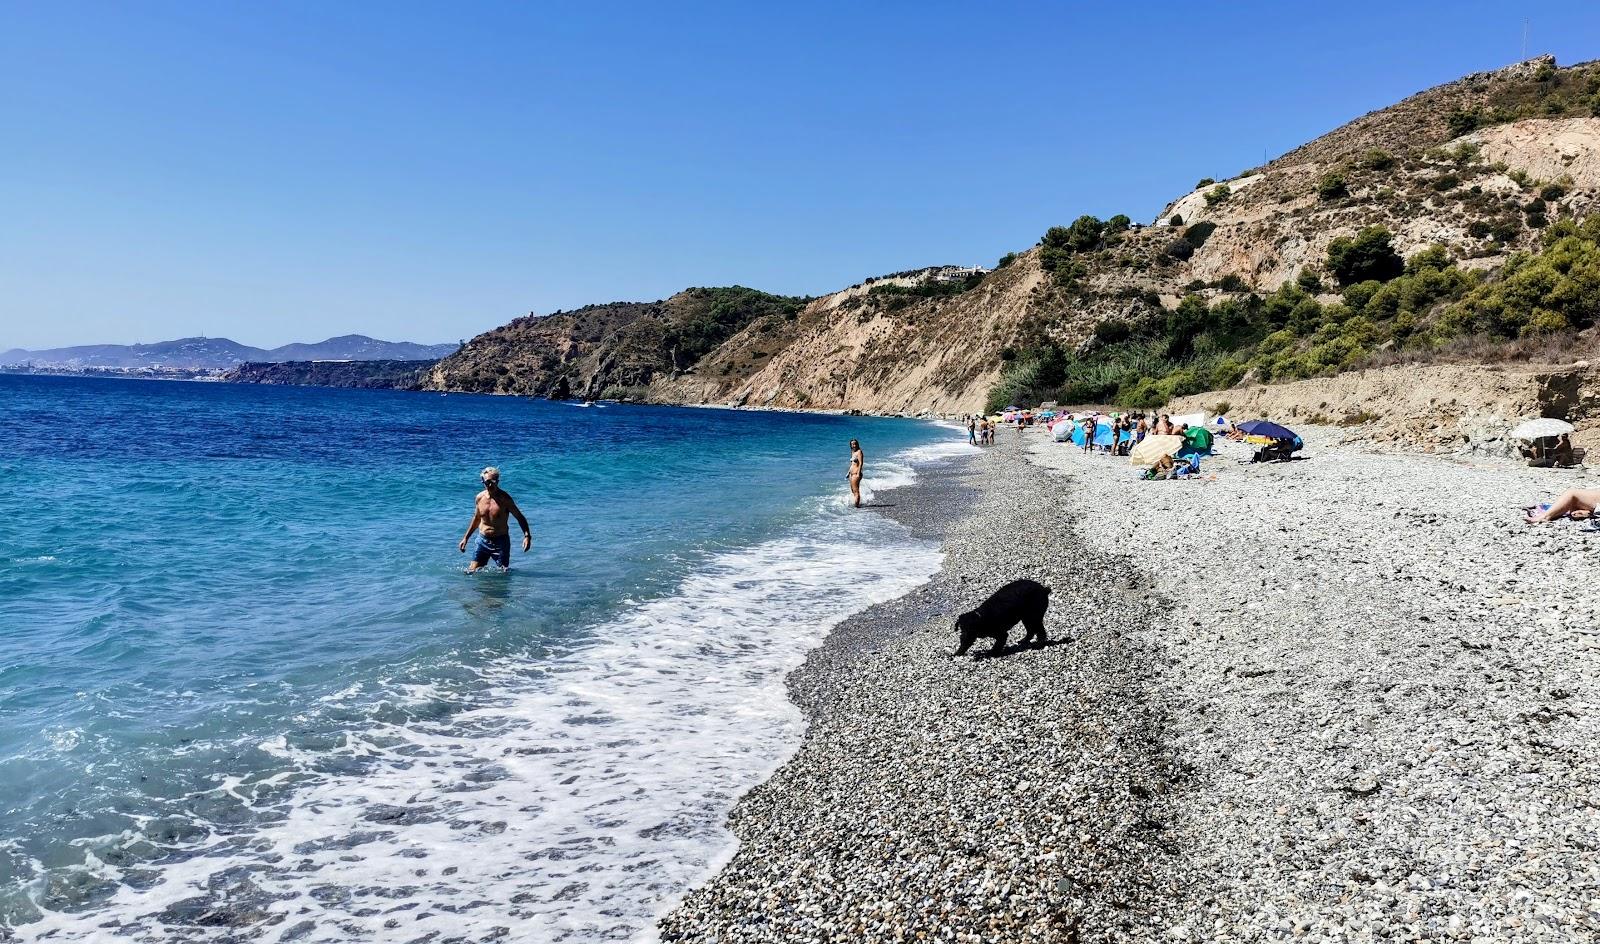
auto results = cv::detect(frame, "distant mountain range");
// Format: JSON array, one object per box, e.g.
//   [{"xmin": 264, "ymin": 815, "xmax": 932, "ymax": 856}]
[{"xmin": 0, "ymin": 335, "xmax": 460, "ymax": 370}]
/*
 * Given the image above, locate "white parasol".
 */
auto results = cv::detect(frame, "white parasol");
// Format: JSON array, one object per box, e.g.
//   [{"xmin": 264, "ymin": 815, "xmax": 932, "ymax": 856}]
[{"xmin": 1511, "ymin": 418, "xmax": 1575, "ymax": 440}]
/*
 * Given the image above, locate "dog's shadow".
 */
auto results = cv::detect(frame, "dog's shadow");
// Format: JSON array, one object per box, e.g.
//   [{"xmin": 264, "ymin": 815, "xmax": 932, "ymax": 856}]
[{"xmin": 957, "ymin": 637, "xmax": 1074, "ymax": 660}]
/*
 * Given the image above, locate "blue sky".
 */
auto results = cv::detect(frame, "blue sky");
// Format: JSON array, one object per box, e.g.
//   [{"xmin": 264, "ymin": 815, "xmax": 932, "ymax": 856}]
[{"xmin": 5, "ymin": 1, "xmax": 1600, "ymax": 349}]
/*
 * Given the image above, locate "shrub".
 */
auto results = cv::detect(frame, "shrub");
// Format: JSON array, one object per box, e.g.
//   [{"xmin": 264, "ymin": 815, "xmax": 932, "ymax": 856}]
[
  {"xmin": 1093, "ymin": 319, "xmax": 1133, "ymax": 344},
  {"xmin": 1540, "ymin": 181, "xmax": 1569, "ymax": 201},
  {"xmin": 1362, "ymin": 149, "xmax": 1395, "ymax": 171},
  {"xmin": 1053, "ymin": 257, "xmax": 1088, "ymax": 289},
  {"xmin": 996, "ymin": 252, "xmax": 1017, "ymax": 269},
  {"xmin": 1038, "ymin": 245, "xmax": 1070, "ymax": 274},
  {"xmin": 1064, "ymin": 215, "xmax": 1106, "ymax": 251},
  {"xmin": 1164, "ymin": 238, "xmax": 1195, "ymax": 261},
  {"xmin": 1446, "ymin": 108, "xmax": 1480, "ymax": 137},
  {"xmin": 1316, "ymin": 171, "xmax": 1349, "ymax": 200},
  {"xmin": 1217, "ymin": 273, "xmax": 1249, "ymax": 292},
  {"xmin": 1326, "ymin": 227, "xmax": 1405, "ymax": 285},
  {"xmin": 1105, "ymin": 214, "xmax": 1132, "ymax": 235},
  {"xmin": 1441, "ymin": 232, "xmax": 1600, "ymax": 338},
  {"xmin": 1288, "ymin": 297, "xmax": 1324, "ymax": 335},
  {"xmin": 1296, "ymin": 269, "xmax": 1324, "ymax": 294},
  {"xmin": 1196, "ymin": 177, "xmax": 1215, "ymax": 188},
  {"xmin": 1431, "ymin": 172, "xmax": 1461, "ymax": 192},
  {"xmin": 1468, "ymin": 219, "xmax": 1492, "ymax": 239},
  {"xmin": 1406, "ymin": 244, "xmax": 1452, "ymax": 273},
  {"xmin": 1205, "ymin": 184, "xmax": 1232, "ymax": 206},
  {"xmin": 1040, "ymin": 216, "xmax": 1105, "ymax": 262}
]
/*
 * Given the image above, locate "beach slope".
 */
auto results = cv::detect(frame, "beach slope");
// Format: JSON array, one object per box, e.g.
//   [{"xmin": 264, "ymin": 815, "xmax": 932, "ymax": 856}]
[{"xmin": 661, "ymin": 430, "xmax": 1600, "ymax": 941}]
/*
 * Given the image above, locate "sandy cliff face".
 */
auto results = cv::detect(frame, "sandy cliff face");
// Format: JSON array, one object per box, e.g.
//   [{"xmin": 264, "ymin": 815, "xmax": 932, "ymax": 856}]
[{"xmin": 649, "ymin": 258, "xmax": 1049, "ymax": 414}]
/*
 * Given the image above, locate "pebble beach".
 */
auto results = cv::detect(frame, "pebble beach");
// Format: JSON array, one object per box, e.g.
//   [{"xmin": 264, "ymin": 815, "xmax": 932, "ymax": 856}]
[{"xmin": 658, "ymin": 427, "xmax": 1600, "ymax": 942}]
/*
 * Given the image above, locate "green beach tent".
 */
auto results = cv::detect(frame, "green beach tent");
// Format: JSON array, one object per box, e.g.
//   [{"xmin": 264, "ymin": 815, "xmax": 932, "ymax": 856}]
[{"xmin": 1182, "ymin": 425, "xmax": 1214, "ymax": 454}]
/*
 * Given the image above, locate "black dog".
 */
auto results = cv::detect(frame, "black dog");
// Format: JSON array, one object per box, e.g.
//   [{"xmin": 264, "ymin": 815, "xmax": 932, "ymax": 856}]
[{"xmin": 954, "ymin": 579, "xmax": 1051, "ymax": 657}]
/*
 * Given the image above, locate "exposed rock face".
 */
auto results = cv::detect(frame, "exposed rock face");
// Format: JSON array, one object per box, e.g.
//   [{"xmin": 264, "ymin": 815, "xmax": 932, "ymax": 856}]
[
  {"xmin": 1467, "ymin": 117, "xmax": 1600, "ymax": 190},
  {"xmin": 429, "ymin": 56, "xmax": 1600, "ymax": 420}
]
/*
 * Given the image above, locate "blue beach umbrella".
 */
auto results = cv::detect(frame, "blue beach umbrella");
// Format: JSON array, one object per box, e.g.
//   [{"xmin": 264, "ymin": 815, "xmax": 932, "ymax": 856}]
[{"xmin": 1237, "ymin": 420, "xmax": 1298, "ymax": 441}]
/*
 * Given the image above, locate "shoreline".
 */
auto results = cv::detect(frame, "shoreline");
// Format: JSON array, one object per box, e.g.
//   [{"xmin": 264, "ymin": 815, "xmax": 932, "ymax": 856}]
[
  {"xmin": 657, "ymin": 427, "xmax": 1600, "ymax": 941},
  {"xmin": 657, "ymin": 438, "xmax": 1200, "ymax": 940}
]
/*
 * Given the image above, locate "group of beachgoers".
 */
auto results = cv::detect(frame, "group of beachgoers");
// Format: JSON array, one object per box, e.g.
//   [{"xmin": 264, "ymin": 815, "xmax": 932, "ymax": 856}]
[
  {"xmin": 1521, "ymin": 433, "xmax": 1579, "ymax": 469},
  {"xmin": 1067, "ymin": 411, "xmax": 1195, "ymax": 456},
  {"xmin": 965, "ymin": 415, "xmax": 1000, "ymax": 446}
]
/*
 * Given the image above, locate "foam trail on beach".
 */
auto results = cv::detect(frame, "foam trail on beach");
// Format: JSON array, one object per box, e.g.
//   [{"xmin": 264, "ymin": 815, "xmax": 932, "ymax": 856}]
[
  {"xmin": 857, "ymin": 437, "xmax": 977, "ymax": 501},
  {"xmin": 14, "ymin": 442, "xmax": 959, "ymax": 943}
]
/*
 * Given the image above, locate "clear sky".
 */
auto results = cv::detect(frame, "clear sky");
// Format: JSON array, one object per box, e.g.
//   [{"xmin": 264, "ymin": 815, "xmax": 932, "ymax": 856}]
[{"xmin": 5, "ymin": 1, "xmax": 1600, "ymax": 349}]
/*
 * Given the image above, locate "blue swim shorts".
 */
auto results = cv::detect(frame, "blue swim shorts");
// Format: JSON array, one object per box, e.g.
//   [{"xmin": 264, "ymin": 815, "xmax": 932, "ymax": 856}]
[{"xmin": 473, "ymin": 533, "xmax": 512, "ymax": 569}]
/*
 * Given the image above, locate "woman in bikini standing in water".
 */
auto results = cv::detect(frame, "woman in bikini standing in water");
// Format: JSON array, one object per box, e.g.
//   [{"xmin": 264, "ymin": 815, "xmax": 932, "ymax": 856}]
[{"xmin": 847, "ymin": 439, "xmax": 865, "ymax": 508}]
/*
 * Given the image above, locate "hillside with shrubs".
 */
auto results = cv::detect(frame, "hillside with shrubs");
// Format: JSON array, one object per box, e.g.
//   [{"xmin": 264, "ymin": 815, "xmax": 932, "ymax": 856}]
[
  {"xmin": 428, "ymin": 55, "xmax": 1600, "ymax": 417},
  {"xmin": 987, "ymin": 55, "xmax": 1600, "ymax": 412},
  {"xmin": 421, "ymin": 287, "xmax": 809, "ymax": 399}
]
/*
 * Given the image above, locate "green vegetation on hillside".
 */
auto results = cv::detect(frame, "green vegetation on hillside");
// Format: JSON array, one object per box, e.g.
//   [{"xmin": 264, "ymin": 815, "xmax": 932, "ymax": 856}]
[
  {"xmin": 1038, "ymin": 215, "xmax": 1139, "ymax": 288},
  {"xmin": 662, "ymin": 286, "xmax": 811, "ymax": 363},
  {"xmin": 867, "ymin": 272, "xmax": 984, "ymax": 299},
  {"xmin": 987, "ymin": 218, "xmax": 1600, "ymax": 412},
  {"xmin": 1446, "ymin": 61, "xmax": 1600, "ymax": 134}
]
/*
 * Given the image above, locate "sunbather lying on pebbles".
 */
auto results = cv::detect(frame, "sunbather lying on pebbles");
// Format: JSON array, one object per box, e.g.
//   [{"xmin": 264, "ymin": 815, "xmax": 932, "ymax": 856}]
[{"xmin": 1525, "ymin": 487, "xmax": 1600, "ymax": 523}]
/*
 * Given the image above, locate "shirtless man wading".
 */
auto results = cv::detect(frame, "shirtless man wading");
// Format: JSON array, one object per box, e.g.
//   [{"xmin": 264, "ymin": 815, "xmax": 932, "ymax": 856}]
[
  {"xmin": 458, "ymin": 466, "xmax": 531, "ymax": 572},
  {"xmin": 847, "ymin": 439, "xmax": 865, "ymax": 508}
]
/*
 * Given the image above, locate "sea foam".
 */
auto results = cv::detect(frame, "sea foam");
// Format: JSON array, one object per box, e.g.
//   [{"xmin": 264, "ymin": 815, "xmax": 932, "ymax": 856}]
[{"xmin": 17, "ymin": 447, "xmax": 958, "ymax": 943}]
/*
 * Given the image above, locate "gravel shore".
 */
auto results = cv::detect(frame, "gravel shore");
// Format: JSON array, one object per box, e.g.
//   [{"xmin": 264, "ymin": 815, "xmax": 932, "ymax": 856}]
[
  {"xmin": 657, "ymin": 441, "xmax": 1206, "ymax": 942},
  {"xmin": 1028, "ymin": 428, "xmax": 1600, "ymax": 942},
  {"xmin": 658, "ymin": 429, "xmax": 1600, "ymax": 942}
]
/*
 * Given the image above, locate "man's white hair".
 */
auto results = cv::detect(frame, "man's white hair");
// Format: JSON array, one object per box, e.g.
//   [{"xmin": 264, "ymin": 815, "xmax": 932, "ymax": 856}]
[{"xmin": 481, "ymin": 466, "xmax": 500, "ymax": 481}]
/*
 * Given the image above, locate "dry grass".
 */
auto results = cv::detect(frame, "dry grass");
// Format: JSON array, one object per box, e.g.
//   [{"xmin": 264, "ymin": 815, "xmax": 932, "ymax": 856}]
[{"xmin": 1354, "ymin": 332, "xmax": 1598, "ymax": 372}]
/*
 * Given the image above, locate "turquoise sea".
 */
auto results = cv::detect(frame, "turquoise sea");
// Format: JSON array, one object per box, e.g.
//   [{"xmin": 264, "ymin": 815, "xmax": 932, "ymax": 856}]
[{"xmin": 0, "ymin": 374, "xmax": 969, "ymax": 942}]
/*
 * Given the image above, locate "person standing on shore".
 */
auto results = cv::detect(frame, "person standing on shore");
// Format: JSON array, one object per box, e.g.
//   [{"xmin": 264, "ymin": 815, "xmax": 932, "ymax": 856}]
[
  {"xmin": 1081, "ymin": 414, "xmax": 1097, "ymax": 454},
  {"xmin": 458, "ymin": 466, "xmax": 531, "ymax": 572},
  {"xmin": 967, "ymin": 415, "xmax": 977, "ymax": 445},
  {"xmin": 844, "ymin": 441, "xmax": 870, "ymax": 512},
  {"xmin": 847, "ymin": 440, "xmax": 865, "ymax": 507}
]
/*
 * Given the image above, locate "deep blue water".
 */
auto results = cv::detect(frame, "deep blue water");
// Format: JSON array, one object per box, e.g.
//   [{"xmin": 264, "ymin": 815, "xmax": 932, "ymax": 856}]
[{"xmin": 0, "ymin": 374, "xmax": 967, "ymax": 941}]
